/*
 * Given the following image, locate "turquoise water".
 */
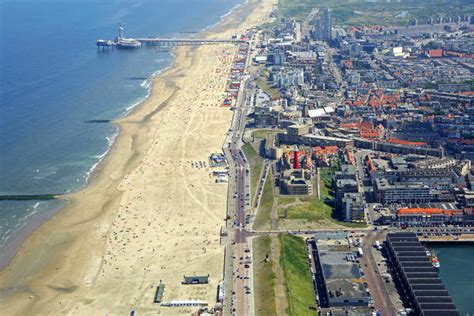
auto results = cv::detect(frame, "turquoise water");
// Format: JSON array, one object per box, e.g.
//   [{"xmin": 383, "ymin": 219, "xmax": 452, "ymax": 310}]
[
  {"xmin": 0, "ymin": 0, "xmax": 241, "ymax": 268},
  {"xmin": 427, "ymin": 244, "xmax": 474, "ymax": 315}
]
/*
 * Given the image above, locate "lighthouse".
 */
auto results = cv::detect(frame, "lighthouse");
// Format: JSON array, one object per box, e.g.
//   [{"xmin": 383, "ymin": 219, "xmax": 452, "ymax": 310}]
[{"xmin": 293, "ymin": 145, "xmax": 299, "ymax": 169}]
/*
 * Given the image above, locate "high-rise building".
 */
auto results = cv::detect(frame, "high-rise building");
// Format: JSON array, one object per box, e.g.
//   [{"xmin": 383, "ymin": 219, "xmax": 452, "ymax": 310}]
[
  {"xmin": 323, "ymin": 7, "xmax": 332, "ymax": 42},
  {"xmin": 312, "ymin": 18, "xmax": 322, "ymax": 40},
  {"xmin": 273, "ymin": 48, "xmax": 285, "ymax": 65},
  {"xmin": 293, "ymin": 22, "xmax": 302, "ymax": 43}
]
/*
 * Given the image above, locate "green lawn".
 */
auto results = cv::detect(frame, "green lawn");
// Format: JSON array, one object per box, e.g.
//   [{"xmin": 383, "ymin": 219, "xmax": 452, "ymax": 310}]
[
  {"xmin": 253, "ymin": 170, "xmax": 274, "ymax": 231},
  {"xmin": 282, "ymin": 167, "xmax": 336, "ymax": 223},
  {"xmin": 253, "ymin": 129, "xmax": 277, "ymax": 139},
  {"xmin": 319, "ymin": 166, "xmax": 337, "ymax": 200},
  {"xmin": 279, "ymin": 234, "xmax": 316, "ymax": 316},
  {"xmin": 253, "ymin": 236, "xmax": 277, "ymax": 316},
  {"xmin": 278, "ymin": 167, "xmax": 366, "ymax": 228},
  {"xmin": 255, "ymin": 77, "xmax": 281, "ymax": 100},
  {"xmin": 285, "ymin": 197, "xmax": 334, "ymax": 222},
  {"xmin": 278, "ymin": 197, "xmax": 297, "ymax": 206},
  {"xmin": 242, "ymin": 142, "xmax": 263, "ymax": 205}
]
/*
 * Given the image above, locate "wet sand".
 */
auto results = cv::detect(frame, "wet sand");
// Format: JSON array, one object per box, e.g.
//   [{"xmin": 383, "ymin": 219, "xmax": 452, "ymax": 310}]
[{"xmin": 0, "ymin": 0, "xmax": 275, "ymax": 315}]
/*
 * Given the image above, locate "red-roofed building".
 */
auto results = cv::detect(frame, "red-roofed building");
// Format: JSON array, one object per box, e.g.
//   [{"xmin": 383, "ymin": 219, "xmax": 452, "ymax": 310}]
[
  {"xmin": 387, "ymin": 138, "xmax": 427, "ymax": 147},
  {"xmin": 426, "ymin": 49, "xmax": 443, "ymax": 58},
  {"xmin": 397, "ymin": 207, "xmax": 464, "ymax": 226},
  {"xmin": 369, "ymin": 97, "xmax": 380, "ymax": 107},
  {"xmin": 340, "ymin": 122, "xmax": 360, "ymax": 129},
  {"xmin": 313, "ymin": 146, "xmax": 338, "ymax": 157},
  {"xmin": 366, "ymin": 155, "xmax": 377, "ymax": 173},
  {"xmin": 345, "ymin": 151, "xmax": 355, "ymax": 165},
  {"xmin": 342, "ymin": 59, "xmax": 353, "ymax": 69}
]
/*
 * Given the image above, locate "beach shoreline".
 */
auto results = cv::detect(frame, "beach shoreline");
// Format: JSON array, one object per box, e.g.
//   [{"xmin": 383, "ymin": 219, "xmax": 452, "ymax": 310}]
[
  {"xmin": 0, "ymin": 0, "xmax": 245, "ymax": 274},
  {"xmin": 0, "ymin": 0, "xmax": 275, "ymax": 314}
]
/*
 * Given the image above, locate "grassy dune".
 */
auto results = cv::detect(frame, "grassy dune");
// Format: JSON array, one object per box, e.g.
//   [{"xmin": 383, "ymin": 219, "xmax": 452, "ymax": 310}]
[{"xmin": 279, "ymin": 234, "xmax": 316, "ymax": 316}]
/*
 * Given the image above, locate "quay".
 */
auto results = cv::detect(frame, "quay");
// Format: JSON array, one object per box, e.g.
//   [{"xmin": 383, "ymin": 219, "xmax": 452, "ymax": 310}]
[
  {"xmin": 97, "ymin": 25, "xmax": 247, "ymax": 49},
  {"xmin": 419, "ymin": 235, "xmax": 474, "ymax": 243}
]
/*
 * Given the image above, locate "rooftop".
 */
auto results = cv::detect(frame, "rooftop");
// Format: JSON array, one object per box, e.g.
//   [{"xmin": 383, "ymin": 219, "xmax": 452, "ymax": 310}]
[{"xmin": 315, "ymin": 234, "xmax": 368, "ymax": 304}]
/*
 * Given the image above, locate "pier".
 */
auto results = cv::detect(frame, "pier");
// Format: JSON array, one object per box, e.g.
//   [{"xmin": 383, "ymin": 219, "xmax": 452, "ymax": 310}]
[
  {"xmin": 0, "ymin": 194, "xmax": 60, "ymax": 201},
  {"xmin": 139, "ymin": 37, "xmax": 246, "ymax": 46},
  {"xmin": 97, "ymin": 25, "xmax": 247, "ymax": 49}
]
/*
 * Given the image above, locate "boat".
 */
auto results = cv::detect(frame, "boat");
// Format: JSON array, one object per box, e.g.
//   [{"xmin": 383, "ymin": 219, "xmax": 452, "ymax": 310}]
[
  {"xmin": 431, "ymin": 252, "xmax": 440, "ymax": 269},
  {"xmin": 116, "ymin": 38, "xmax": 142, "ymax": 49}
]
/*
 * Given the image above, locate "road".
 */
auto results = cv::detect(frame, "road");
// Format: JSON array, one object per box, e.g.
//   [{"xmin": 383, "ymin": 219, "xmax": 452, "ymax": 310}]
[
  {"xmin": 223, "ymin": 32, "xmax": 256, "ymax": 316},
  {"xmin": 228, "ymin": 81, "xmax": 252, "ymax": 316},
  {"xmin": 361, "ymin": 232, "xmax": 397, "ymax": 316}
]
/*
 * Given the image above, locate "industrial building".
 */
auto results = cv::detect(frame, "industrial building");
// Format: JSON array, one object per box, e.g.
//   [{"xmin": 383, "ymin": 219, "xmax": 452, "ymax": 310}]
[
  {"xmin": 386, "ymin": 233, "xmax": 459, "ymax": 316},
  {"xmin": 312, "ymin": 232, "xmax": 369, "ymax": 308}
]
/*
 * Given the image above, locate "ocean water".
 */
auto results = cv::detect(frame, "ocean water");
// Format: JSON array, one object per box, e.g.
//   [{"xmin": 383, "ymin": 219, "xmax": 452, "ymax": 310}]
[
  {"xmin": 427, "ymin": 244, "xmax": 474, "ymax": 315},
  {"xmin": 0, "ymin": 0, "xmax": 241, "ymax": 267}
]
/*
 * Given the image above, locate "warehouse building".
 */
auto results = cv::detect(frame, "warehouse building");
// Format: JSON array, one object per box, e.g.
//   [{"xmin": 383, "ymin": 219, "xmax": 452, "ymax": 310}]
[
  {"xmin": 386, "ymin": 233, "xmax": 459, "ymax": 316},
  {"xmin": 312, "ymin": 232, "xmax": 369, "ymax": 308}
]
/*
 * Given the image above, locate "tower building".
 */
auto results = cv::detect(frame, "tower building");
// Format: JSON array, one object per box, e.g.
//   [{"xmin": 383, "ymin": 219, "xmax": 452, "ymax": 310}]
[{"xmin": 323, "ymin": 7, "xmax": 332, "ymax": 42}]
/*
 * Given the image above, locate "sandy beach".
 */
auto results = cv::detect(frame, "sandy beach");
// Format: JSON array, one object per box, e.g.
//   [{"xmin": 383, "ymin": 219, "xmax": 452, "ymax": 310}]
[{"xmin": 0, "ymin": 0, "xmax": 275, "ymax": 315}]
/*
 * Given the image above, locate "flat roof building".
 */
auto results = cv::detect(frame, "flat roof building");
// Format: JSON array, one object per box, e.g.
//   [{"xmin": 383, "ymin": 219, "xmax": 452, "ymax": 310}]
[
  {"xmin": 312, "ymin": 232, "xmax": 369, "ymax": 308},
  {"xmin": 182, "ymin": 274, "xmax": 209, "ymax": 285},
  {"xmin": 396, "ymin": 207, "xmax": 464, "ymax": 226},
  {"xmin": 386, "ymin": 233, "xmax": 459, "ymax": 316},
  {"xmin": 374, "ymin": 179, "xmax": 431, "ymax": 205},
  {"xmin": 343, "ymin": 192, "xmax": 365, "ymax": 223}
]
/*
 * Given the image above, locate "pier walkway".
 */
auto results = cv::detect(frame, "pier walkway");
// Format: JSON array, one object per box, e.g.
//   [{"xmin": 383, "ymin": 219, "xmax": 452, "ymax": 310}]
[
  {"xmin": 136, "ymin": 38, "xmax": 247, "ymax": 46},
  {"xmin": 97, "ymin": 25, "xmax": 247, "ymax": 49}
]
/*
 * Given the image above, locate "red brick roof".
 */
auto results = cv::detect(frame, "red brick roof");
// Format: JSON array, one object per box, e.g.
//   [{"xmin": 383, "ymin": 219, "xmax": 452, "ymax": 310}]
[{"xmin": 427, "ymin": 49, "xmax": 443, "ymax": 58}]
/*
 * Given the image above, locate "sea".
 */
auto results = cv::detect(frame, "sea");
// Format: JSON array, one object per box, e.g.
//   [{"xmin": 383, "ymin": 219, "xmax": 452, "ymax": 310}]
[
  {"xmin": 427, "ymin": 244, "xmax": 474, "ymax": 315},
  {"xmin": 0, "ymin": 0, "xmax": 242, "ymax": 269}
]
